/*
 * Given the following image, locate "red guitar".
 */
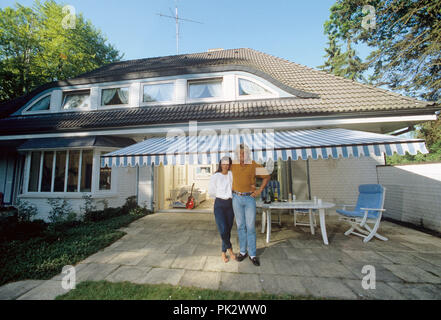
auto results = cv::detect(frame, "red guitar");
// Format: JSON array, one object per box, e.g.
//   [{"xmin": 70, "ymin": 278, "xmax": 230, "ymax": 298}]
[{"xmin": 186, "ymin": 183, "xmax": 195, "ymax": 209}]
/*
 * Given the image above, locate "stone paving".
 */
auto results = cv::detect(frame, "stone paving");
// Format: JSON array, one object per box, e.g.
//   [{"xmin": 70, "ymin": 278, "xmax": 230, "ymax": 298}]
[{"xmin": 1, "ymin": 212, "xmax": 441, "ymax": 300}]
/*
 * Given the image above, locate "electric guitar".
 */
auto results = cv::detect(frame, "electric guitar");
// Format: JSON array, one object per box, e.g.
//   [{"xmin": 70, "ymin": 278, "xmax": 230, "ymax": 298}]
[{"xmin": 186, "ymin": 183, "xmax": 195, "ymax": 209}]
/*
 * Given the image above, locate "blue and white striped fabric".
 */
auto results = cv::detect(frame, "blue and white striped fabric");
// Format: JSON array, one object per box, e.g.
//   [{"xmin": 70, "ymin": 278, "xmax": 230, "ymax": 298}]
[{"xmin": 101, "ymin": 128, "xmax": 428, "ymax": 167}]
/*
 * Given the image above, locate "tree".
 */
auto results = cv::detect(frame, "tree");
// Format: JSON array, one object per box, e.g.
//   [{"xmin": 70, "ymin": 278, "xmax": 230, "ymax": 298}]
[
  {"xmin": 318, "ymin": 0, "xmax": 372, "ymax": 82},
  {"xmin": 321, "ymin": 0, "xmax": 441, "ymax": 164},
  {"xmin": 320, "ymin": 0, "xmax": 441, "ymax": 101},
  {"xmin": 0, "ymin": 0, "xmax": 123, "ymax": 103}
]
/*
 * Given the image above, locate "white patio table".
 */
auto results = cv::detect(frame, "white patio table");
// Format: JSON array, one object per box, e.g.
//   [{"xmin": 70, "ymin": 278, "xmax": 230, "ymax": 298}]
[{"xmin": 256, "ymin": 200, "xmax": 335, "ymax": 245}]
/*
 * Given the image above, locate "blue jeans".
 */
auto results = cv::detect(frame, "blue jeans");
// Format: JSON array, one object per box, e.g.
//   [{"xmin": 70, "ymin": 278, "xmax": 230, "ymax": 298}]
[
  {"xmin": 213, "ymin": 198, "xmax": 235, "ymax": 252},
  {"xmin": 232, "ymin": 194, "xmax": 257, "ymax": 257}
]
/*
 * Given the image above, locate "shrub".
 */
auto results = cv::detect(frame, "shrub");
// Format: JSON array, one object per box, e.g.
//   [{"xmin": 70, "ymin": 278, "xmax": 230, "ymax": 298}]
[
  {"xmin": 16, "ymin": 199, "xmax": 38, "ymax": 222},
  {"xmin": 121, "ymin": 196, "xmax": 138, "ymax": 215},
  {"xmin": 47, "ymin": 198, "xmax": 75, "ymax": 224},
  {"xmin": 80, "ymin": 194, "xmax": 96, "ymax": 218}
]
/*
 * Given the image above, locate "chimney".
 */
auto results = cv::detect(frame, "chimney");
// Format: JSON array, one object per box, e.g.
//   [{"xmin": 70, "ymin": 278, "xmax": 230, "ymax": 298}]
[{"xmin": 207, "ymin": 48, "xmax": 224, "ymax": 52}]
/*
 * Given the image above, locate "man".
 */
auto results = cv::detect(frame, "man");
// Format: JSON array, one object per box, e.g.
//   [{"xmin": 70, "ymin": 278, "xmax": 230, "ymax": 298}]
[{"xmin": 231, "ymin": 143, "xmax": 270, "ymax": 266}]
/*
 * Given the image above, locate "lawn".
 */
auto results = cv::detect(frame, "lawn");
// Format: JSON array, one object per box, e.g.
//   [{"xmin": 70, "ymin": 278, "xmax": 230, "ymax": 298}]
[
  {"xmin": 0, "ymin": 212, "xmax": 148, "ymax": 287},
  {"xmin": 56, "ymin": 280, "xmax": 315, "ymax": 300}
]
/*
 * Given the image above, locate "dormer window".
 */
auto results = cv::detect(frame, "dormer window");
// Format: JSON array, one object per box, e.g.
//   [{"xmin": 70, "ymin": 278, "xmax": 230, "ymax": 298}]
[
  {"xmin": 101, "ymin": 87, "xmax": 129, "ymax": 106},
  {"xmin": 143, "ymin": 83, "xmax": 174, "ymax": 103},
  {"xmin": 27, "ymin": 95, "xmax": 51, "ymax": 112},
  {"xmin": 188, "ymin": 78, "xmax": 223, "ymax": 99},
  {"xmin": 63, "ymin": 90, "xmax": 90, "ymax": 109},
  {"xmin": 238, "ymin": 78, "xmax": 272, "ymax": 96}
]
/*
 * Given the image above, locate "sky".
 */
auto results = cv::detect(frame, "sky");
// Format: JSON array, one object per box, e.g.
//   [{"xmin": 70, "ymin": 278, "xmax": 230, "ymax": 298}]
[{"xmin": 0, "ymin": 0, "xmax": 357, "ymax": 69}]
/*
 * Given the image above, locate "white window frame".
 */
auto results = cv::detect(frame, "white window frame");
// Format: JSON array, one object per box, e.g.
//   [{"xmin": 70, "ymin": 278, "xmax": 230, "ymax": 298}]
[
  {"xmin": 235, "ymin": 75, "xmax": 276, "ymax": 100},
  {"xmin": 98, "ymin": 86, "xmax": 130, "ymax": 109},
  {"xmin": 194, "ymin": 165, "xmax": 212, "ymax": 179},
  {"xmin": 61, "ymin": 90, "xmax": 91, "ymax": 111},
  {"xmin": 186, "ymin": 77, "xmax": 224, "ymax": 103},
  {"xmin": 24, "ymin": 148, "xmax": 97, "ymax": 195},
  {"xmin": 139, "ymin": 80, "xmax": 176, "ymax": 106},
  {"xmin": 22, "ymin": 94, "xmax": 52, "ymax": 115}
]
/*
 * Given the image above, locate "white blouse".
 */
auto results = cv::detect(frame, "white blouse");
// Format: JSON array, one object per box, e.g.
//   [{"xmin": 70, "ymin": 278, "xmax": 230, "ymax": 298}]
[{"xmin": 208, "ymin": 171, "xmax": 233, "ymax": 200}]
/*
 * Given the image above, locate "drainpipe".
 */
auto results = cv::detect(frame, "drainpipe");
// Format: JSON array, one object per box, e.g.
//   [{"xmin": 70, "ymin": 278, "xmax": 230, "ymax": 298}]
[{"xmin": 306, "ymin": 159, "xmax": 312, "ymax": 200}]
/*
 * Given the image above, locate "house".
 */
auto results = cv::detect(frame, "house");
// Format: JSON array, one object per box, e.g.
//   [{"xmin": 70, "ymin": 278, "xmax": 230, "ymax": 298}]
[{"xmin": 0, "ymin": 48, "xmax": 437, "ymax": 221}]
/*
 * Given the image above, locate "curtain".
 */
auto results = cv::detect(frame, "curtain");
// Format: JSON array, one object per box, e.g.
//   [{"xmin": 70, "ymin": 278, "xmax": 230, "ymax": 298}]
[
  {"xmin": 64, "ymin": 95, "xmax": 87, "ymax": 109},
  {"xmin": 189, "ymin": 83, "xmax": 206, "ymax": 99},
  {"xmin": 190, "ymin": 81, "xmax": 222, "ymax": 99},
  {"xmin": 102, "ymin": 89, "xmax": 117, "ymax": 105},
  {"xmin": 207, "ymin": 81, "xmax": 222, "ymax": 97},
  {"xmin": 117, "ymin": 88, "xmax": 129, "ymax": 104},
  {"xmin": 144, "ymin": 85, "xmax": 161, "ymax": 102},
  {"xmin": 239, "ymin": 79, "xmax": 269, "ymax": 95}
]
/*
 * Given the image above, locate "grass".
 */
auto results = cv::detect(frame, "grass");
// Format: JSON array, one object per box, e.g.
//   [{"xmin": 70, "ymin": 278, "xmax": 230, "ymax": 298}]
[
  {"xmin": 0, "ymin": 212, "xmax": 147, "ymax": 287},
  {"xmin": 56, "ymin": 280, "xmax": 315, "ymax": 300}
]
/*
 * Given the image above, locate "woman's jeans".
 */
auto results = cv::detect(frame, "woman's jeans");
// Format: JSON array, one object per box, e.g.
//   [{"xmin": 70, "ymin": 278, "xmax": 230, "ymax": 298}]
[
  {"xmin": 232, "ymin": 194, "xmax": 257, "ymax": 257},
  {"xmin": 213, "ymin": 198, "xmax": 235, "ymax": 252}
]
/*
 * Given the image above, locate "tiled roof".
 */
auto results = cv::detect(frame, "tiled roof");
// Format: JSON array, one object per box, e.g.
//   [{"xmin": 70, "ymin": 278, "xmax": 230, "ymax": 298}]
[
  {"xmin": 0, "ymin": 48, "xmax": 437, "ymax": 135},
  {"xmin": 0, "ymin": 97, "xmax": 436, "ymax": 136}
]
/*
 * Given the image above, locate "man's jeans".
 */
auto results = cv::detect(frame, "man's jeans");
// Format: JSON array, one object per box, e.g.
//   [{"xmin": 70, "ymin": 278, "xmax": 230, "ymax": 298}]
[{"xmin": 232, "ymin": 193, "xmax": 257, "ymax": 257}]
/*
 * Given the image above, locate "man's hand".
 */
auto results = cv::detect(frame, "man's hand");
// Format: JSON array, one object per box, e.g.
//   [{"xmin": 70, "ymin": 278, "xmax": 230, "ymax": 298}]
[{"xmin": 250, "ymin": 189, "xmax": 261, "ymax": 198}]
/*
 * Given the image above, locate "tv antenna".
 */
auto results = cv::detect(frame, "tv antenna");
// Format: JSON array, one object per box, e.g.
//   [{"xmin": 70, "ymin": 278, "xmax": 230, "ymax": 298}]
[{"xmin": 157, "ymin": 1, "xmax": 203, "ymax": 54}]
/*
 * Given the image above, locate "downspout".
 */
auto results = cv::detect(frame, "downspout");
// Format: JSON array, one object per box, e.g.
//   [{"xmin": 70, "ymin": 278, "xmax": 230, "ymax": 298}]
[{"xmin": 306, "ymin": 158, "xmax": 312, "ymax": 200}]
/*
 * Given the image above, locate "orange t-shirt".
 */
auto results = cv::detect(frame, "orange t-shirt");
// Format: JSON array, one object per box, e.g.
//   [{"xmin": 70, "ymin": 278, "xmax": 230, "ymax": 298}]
[{"xmin": 230, "ymin": 160, "xmax": 270, "ymax": 193}]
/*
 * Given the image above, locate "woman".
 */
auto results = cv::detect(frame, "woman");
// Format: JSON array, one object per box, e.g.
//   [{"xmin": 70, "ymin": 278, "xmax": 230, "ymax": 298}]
[{"xmin": 208, "ymin": 156, "xmax": 237, "ymax": 263}]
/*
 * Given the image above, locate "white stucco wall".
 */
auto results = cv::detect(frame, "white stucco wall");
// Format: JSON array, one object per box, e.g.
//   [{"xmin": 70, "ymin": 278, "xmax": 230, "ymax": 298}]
[
  {"xmin": 377, "ymin": 163, "xmax": 441, "ymax": 232},
  {"xmin": 309, "ymin": 155, "xmax": 385, "ymax": 215}
]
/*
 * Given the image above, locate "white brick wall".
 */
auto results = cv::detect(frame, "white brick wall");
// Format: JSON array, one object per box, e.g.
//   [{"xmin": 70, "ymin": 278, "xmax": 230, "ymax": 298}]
[
  {"xmin": 309, "ymin": 156, "xmax": 384, "ymax": 215},
  {"xmin": 377, "ymin": 163, "xmax": 441, "ymax": 232}
]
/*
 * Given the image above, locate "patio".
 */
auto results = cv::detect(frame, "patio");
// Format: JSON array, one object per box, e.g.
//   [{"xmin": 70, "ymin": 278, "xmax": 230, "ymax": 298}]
[{"xmin": 8, "ymin": 211, "xmax": 441, "ymax": 300}]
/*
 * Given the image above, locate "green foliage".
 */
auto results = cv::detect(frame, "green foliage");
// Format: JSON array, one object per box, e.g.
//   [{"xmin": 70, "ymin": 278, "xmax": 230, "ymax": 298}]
[
  {"xmin": 83, "ymin": 196, "xmax": 152, "ymax": 222},
  {"xmin": 47, "ymin": 198, "xmax": 75, "ymax": 223},
  {"xmin": 386, "ymin": 116, "xmax": 441, "ymax": 164},
  {"xmin": 121, "ymin": 195, "xmax": 139, "ymax": 214},
  {"xmin": 15, "ymin": 198, "xmax": 38, "ymax": 222},
  {"xmin": 320, "ymin": 0, "xmax": 441, "ymax": 102},
  {"xmin": 0, "ymin": 0, "xmax": 122, "ymax": 103},
  {"xmin": 0, "ymin": 210, "xmax": 148, "ymax": 286},
  {"xmin": 56, "ymin": 281, "xmax": 316, "ymax": 300},
  {"xmin": 80, "ymin": 194, "xmax": 96, "ymax": 217},
  {"xmin": 318, "ymin": 0, "xmax": 372, "ymax": 81}
]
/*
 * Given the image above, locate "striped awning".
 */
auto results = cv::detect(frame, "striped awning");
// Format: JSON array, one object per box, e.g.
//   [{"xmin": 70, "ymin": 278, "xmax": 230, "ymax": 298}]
[{"xmin": 101, "ymin": 128, "xmax": 428, "ymax": 167}]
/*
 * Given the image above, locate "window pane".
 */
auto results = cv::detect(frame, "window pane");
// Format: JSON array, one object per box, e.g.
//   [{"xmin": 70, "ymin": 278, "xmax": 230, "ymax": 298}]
[
  {"xmin": 63, "ymin": 92, "xmax": 90, "ymax": 109},
  {"xmin": 143, "ymin": 83, "xmax": 174, "ymax": 102},
  {"xmin": 189, "ymin": 80, "xmax": 222, "ymax": 99},
  {"xmin": 67, "ymin": 150, "xmax": 80, "ymax": 192},
  {"xmin": 239, "ymin": 79, "xmax": 271, "ymax": 96},
  {"xmin": 80, "ymin": 150, "xmax": 93, "ymax": 192},
  {"xmin": 54, "ymin": 151, "xmax": 66, "ymax": 192},
  {"xmin": 29, "ymin": 95, "xmax": 51, "ymax": 111},
  {"xmin": 99, "ymin": 152, "xmax": 111, "ymax": 190},
  {"xmin": 41, "ymin": 152, "xmax": 54, "ymax": 192},
  {"xmin": 102, "ymin": 88, "xmax": 129, "ymax": 105},
  {"xmin": 28, "ymin": 152, "xmax": 41, "ymax": 192}
]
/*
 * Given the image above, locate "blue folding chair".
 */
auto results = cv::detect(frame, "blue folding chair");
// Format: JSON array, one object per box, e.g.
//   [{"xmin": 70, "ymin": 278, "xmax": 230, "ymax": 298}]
[{"xmin": 336, "ymin": 184, "xmax": 387, "ymax": 243}]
